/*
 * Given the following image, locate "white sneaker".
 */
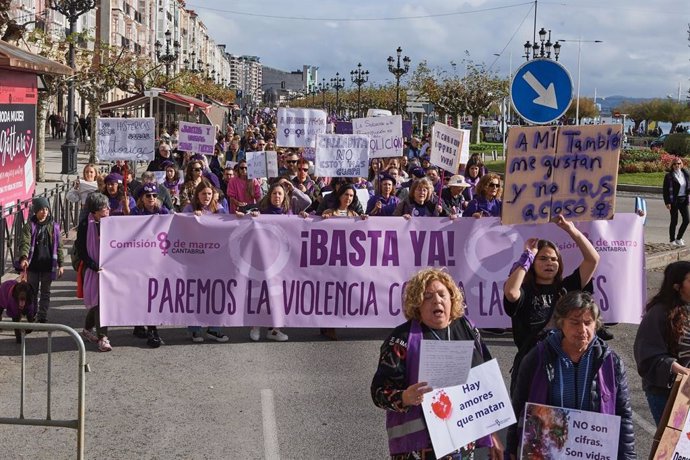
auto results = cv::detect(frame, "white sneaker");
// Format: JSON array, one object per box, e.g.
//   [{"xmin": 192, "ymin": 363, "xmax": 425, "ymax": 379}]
[
  {"xmin": 672, "ymin": 240, "xmax": 681, "ymax": 247},
  {"xmin": 679, "ymin": 239, "xmax": 686, "ymax": 247},
  {"xmin": 249, "ymin": 327, "xmax": 261, "ymax": 342},
  {"xmin": 267, "ymin": 328, "xmax": 288, "ymax": 342}
]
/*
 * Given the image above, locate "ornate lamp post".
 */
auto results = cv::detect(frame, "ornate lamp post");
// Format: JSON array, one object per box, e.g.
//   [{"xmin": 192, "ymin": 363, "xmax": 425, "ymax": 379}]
[
  {"xmin": 318, "ymin": 78, "xmax": 329, "ymax": 109},
  {"xmin": 387, "ymin": 47, "xmax": 410, "ymax": 115},
  {"xmin": 154, "ymin": 29, "xmax": 180, "ymax": 78},
  {"xmin": 523, "ymin": 28, "xmax": 561, "ymax": 61},
  {"xmin": 350, "ymin": 63, "xmax": 369, "ymax": 117},
  {"xmin": 330, "ymin": 73, "xmax": 345, "ymax": 116},
  {"xmin": 49, "ymin": 0, "xmax": 96, "ymax": 174}
]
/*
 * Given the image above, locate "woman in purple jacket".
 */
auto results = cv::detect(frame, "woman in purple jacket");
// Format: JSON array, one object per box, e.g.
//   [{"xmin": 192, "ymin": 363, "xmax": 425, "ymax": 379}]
[{"xmin": 463, "ymin": 173, "xmax": 502, "ymax": 218}]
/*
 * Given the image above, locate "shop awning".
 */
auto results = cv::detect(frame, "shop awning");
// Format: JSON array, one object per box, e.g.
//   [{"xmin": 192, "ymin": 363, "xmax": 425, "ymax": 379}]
[
  {"xmin": 101, "ymin": 91, "xmax": 211, "ymax": 113},
  {"xmin": 0, "ymin": 39, "xmax": 72, "ymax": 76}
]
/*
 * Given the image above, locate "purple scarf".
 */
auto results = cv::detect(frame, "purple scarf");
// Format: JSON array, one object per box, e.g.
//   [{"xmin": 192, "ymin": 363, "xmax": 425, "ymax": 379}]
[{"xmin": 83, "ymin": 214, "xmax": 100, "ymax": 308}]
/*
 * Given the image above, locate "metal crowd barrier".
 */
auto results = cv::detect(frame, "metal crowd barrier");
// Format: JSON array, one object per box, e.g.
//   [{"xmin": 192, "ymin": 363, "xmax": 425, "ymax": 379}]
[
  {"xmin": 0, "ymin": 182, "xmax": 79, "ymax": 277},
  {"xmin": 0, "ymin": 322, "xmax": 88, "ymax": 460}
]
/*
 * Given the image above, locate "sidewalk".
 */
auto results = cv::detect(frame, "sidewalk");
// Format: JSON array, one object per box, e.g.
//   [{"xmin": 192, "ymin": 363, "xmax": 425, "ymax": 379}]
[{"xmin": 36, "ymin": 137, "xmax": 685, "ymax": 270}]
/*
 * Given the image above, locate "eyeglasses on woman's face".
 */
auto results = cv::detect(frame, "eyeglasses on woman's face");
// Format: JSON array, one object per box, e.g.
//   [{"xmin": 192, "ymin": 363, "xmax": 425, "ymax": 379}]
[
  {"xmin": 144, "ymin": 193, "xmax": 158, "ymax": 199},
  {"xmin": 488, "ymin": 182, "xmax": 500, "ymax": 188}
]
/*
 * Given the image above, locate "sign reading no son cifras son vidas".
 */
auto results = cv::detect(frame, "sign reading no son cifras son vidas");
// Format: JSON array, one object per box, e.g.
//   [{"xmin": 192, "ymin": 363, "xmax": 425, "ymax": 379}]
[
  {"xmin": 502, "ymin": 124, "xmax": 622, "ymax": 225},
  {"xmin": 98, "ymin": 213, "xmax": 645, "ymax": 328}
]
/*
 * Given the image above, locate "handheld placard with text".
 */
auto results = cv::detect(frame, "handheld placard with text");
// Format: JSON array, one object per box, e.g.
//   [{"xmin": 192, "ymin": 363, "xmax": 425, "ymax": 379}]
[
  {"xmin": 502, "ymin": 124, "xmax": 621, "ymax": 225},
  {"xmin": 96, "ymin": 117, "xmax": 155, "ymax": 162}
]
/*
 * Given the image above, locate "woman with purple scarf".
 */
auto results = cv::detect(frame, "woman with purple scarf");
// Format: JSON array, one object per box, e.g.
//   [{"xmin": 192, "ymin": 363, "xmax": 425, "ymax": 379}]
[
  {"xmin": 77, "ymin": 193, "xmax": 113, "ymax": 352},
  {"xmin": 371, "ymin": 268, "xmax": 503, "ymax": 459},
  {"xmin": 181, "ymin": 180, "xmax": 231, "ymax": 343},
  {"xmin": 238, "ymin": 182, "xmax": 290, "ymax": 342}
]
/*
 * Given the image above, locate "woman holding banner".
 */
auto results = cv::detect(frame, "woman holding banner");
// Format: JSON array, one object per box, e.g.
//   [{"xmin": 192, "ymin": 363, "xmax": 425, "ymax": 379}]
[
  {"xmin": 634, "ymin": 261, "xmax": 690, "ymax": 425},
  {"xmin": 77, "ymin": 193, "xmax": 113, "ymax": 352},
  {"xmin": 181, "ymin": 180, "xmax": 230, "ymax": 343},
  {"xmin": 239, "ymin": 182, "xmax": 291, "ymax": 343},
  {"xmin": 463, "ymin": 174, "xmax": 502, "ymax": 218},
  {"xmin": 393, "ymin": 178, "xmax": 441, "ymax": 219},
  {"xmin": 506, "ymin": 291, "xmax": 635, "ymax": 459},
  {"xmin": 371, "ymin": 268, "xmax": 503, "ymax": 459}
]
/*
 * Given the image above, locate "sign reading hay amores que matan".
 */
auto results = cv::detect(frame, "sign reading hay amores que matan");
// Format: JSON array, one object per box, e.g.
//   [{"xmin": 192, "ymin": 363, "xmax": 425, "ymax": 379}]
[
  {"xmin": 276, "ymin": 107, "xmax": 328, "ymax": 148},
  {"xmin": 96, "ymin": 117, "xmax": 155, "ymax": 161},
  {"xmin": 422, "ymin": 359, "xmax": 515, "ymax": 457},
  {"xmin": 520, "ymin": 403, "xmax": 620, "ymax": 460},
  {"xmin": 98, "ymin": 214, "xmax": 645, "ymax": 328},
  {"xmin": 430, "ymin": 121, "xmax": 465, "ymax": 175},
  {"xmin": 314, "ymin": 133, "xmax": 370, "ymax": 178},
  {"xmin": 178, "ymin": 121, "xmax": 215, "ymax": 155},
  {"xmin": 352, "ymin": 114, "xmax": 403, "ymax": 158},
  {"xmin": 502, "ymin": 124, "xmax": 622, "ymax": 225}
]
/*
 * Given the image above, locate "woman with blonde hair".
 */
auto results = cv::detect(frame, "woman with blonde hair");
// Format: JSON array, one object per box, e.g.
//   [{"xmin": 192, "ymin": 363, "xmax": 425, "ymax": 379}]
[{"xmin": 371, "ymin": 268, "xmax": 503, "ymax": 459}]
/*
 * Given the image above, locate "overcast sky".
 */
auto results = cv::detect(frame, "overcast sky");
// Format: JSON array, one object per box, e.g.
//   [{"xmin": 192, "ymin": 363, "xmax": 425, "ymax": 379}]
[{"xmin": 188, "ymin": 0, "xmax": 690, "ymax": 100}]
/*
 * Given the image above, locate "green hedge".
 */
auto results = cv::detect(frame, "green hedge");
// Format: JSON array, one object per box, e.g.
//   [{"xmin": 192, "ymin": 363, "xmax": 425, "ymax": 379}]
[{"xmin": 664, "ymin": 133, "xmax": 690, "ymax": 156}]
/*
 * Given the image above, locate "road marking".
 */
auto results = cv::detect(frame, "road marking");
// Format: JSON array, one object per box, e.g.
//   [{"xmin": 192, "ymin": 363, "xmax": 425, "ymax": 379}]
[
  {"xmin": 632, "ymin": 409, "xmax": 657, "ymax": 436},
  {"xmin": 261, "ymin": 389, "xmax": 281, "ymax": 460}
]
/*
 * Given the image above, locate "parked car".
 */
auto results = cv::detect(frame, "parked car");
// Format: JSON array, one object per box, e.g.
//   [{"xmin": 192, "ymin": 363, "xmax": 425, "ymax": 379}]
[{"xmin": 650, "ymin": 134, "xmax": 668, "ymax": 149}]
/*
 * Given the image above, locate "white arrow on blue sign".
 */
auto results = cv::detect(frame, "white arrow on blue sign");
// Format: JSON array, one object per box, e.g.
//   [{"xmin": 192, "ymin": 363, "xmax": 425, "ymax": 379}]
[{"xmin": 511, "ymin": 59, "xmax": 573, "ymax": 125}]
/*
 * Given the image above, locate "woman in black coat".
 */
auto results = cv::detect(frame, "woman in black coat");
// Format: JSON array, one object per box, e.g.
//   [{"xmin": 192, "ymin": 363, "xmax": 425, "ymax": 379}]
[{"xmin": 662, "ymin": 157, "xmax": 690, "ymax": 246}]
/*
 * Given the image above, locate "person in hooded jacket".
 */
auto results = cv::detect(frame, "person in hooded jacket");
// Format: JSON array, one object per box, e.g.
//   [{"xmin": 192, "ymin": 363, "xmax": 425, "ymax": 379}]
[{"xmin": 506, "ymin": 291, "xmax": 635, "ymax": 459}]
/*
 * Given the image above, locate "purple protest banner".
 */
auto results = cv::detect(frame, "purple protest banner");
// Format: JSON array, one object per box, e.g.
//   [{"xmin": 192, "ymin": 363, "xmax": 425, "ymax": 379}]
[{"xmin": 99, "ymin": 214, "xmax": 645, "ymax": 328}]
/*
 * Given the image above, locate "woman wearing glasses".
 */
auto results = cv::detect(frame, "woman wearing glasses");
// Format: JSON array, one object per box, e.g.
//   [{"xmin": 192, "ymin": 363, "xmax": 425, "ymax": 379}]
[
  {"xmin": 178, "ymin": 160, "xmax": 205, "ymax": 210},
  {"xmin": 130, "ymin": 183, "xmax": 168, "ymax": 347},
  {"xmin": 463, "ymin": 173, "xmax": 503, "ymax": 218},
  {"xmin": 502, "ymin": 214, "xmax": 600, "ymax": 394},
  {"xmin": 663, "ymin": 157, "xmax": 690, "ymax": 247}
]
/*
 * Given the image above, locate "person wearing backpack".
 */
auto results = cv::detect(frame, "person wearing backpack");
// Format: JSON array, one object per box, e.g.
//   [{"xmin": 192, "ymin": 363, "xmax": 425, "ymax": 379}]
[
  {"xmin": 18, "ymin": 197, "xmax": 64, "ymax": 323},
  {"xmin": 506, "ymin": 291, "xmax": 635, "ymax": 459}
]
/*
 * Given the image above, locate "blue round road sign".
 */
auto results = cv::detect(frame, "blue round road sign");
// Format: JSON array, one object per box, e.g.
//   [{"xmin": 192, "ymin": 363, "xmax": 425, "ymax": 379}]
[{"xmin": 511, "ymin": 59, "xmax": 573, "ymax": 125}]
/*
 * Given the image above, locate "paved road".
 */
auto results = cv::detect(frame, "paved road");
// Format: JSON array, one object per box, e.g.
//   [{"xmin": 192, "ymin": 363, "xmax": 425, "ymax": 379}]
[
  {"xmin": 0, "ymin": 140, "xmax": 676, "ymax": 458},
  {"xmin": 0, "ymin": 264, "xmax": 665, "ymax": 459}
]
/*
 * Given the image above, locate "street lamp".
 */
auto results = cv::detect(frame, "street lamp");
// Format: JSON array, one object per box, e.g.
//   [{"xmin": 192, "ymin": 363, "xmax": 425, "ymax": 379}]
[
  {"xmin": 350, "ymin": 63, "xmax": 369, "ymax": 118},
  {"xmin": 49, "ymin": 0, "xmax": 96, "ymax": 175},
  {"xmin": 154, "ymin": 29, "xmax": 180, "ymax": 79},
  {"xmin": 523, "ymin": 28, "xmax": 561, "ymax": 61},
  {"xmin": 387, "ymin": 47, "xmax": 411, "ymax": 115},
  {"xmin": 330, "ymin": 72, "xmax": 345, "ymax": 116},
  {"xmin": 309, "ymin": 83, "xmax": 317, "ymax": 106},
  {"xmin": 318, "ymin": 78, "xmax": 329, "ymax": 109},
  {"xmin": 558, "ymin": 38, "xmax": 603, "ymax": 124}
]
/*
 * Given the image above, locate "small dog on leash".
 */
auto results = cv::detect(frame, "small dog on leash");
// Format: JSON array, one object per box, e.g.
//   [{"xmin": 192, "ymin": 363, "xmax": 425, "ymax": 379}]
[{"xmin": 0, "ymin": 280, "xmax": 36, "ymax": 343}]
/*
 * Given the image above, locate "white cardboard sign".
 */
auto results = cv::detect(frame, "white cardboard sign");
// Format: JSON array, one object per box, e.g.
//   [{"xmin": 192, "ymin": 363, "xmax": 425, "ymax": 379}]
[
  {"xmin": 276, "ymin": 108, "xmax": 328, "ymax": 148},
  {"xmin": 352, "ymin": 115, "xmax": 404, "ymax": 158},
  {"xmin": 422, "ymin": 359, "xmax": 515, "ymax": 457},
  {"xmin": 96, "ymin": 117, "xmax": 155, "ymax": 161},
  {"xmin": 314, "ymin": 134, "xmax": 370, "ymax": 178}
]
